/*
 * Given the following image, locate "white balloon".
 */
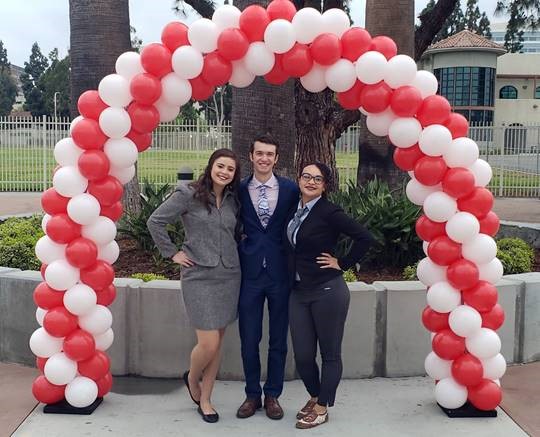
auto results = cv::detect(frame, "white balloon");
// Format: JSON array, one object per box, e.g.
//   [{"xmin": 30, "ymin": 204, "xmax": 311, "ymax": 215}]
[
  {"xmin": 322, "ymin": 8, "xmax": 350, "ymax": 37},
  {"xmin": 478, "ymin": 258, "xmax": 504, "ymax": 283},
  {"xmin": 29, "ymin": 327, "xmax": 63, "ymax": 358},
  {"xmin": 366, "ymin": 108, "xmax": 397, "ymax": 137},
  {"xmin": 104, "ymin": 138, "xmax": 138, "ymax": 169},
  {"xmin": 466, "ymin": 328, "xmax": 501, "ymax": 359},
  {"xmin": 411, "ymin": 70, "xmax": 439, "ymax": 99},
  {"xmin": 292, "ymin": 8, "xmax": 324, "ymax": 44},
  {"xmin": 417, "ymin": 257, "xmax": 448, "ymax": 286},
  {"xmin": 435, "ymin": 378, "xmax": 468, "ymax": 409},
  {"xmin": 449, "ymin": 305, "xmax": 482, "ymax": 337},
  {"xmin": 356, "ymin": 51, "xmax": 388, "ymax": 85},
  {"xmin": 405, "ymin": 178, "xmax": 440, "ymax": 206},
  {"xmin": 419, "ymin": 125, "xmax": 453, "ymax": 157},
  {"xmin": 230, "ymin": 60, "xmax": 256, "ymax": 88},
  {"xmin": 54, "ymin": 138, "xmax": 84, "ymax": 167},
  {"xmin": 115, "ymin": 51, "xmax": 144, "ymax": 81},
  {"xmin": 109, "ymin": 164, "xmax": 136, "ymax": 185},
  {"xmin": 82, "ymin": 216, "xmax": 117, "ymax": 246},
  {"xmin": 99, "ymin": 107, "xmax": 131, "ymax": 139},
  {"xmin": 172, "ymin": 46, "xmax": 204, "ymax": 80},
  {"xmin": 212, "ymin": 4, "xmax": 241, "ymax": 31},
  {"xmin": 161, "ymin": 73, "xmax": 192, "ymax": 106},
  {"xmin": 67, "ymin": 193, "xmax": 101, "ymax": 225},
  {"xmin": 425, "ymin": 351, "xmax": 452, "ymax": 380},
  {"xmin": 41, "ymin": 214, "xmax": 51, "ymax": 234},
  {"xmin": 384, "ymin": 55, "xmax": 417, "ymax": 89},
  {"xmin": 44, "ymin": 352, "xmax": 78, "ymax": 385},
  {"xmin": 244, "ymin": 42, "xmax": 275, "ymax": 76},
  {"xmin": 98, "ymin": 74, "xmax": 132, "ymax": 108},
  {"xmin": 424, "ymin": 191, "xmax": 457, "ymax": 223},
  {"xmin": 65, "ymin": 376, "xmax": 98, "ymax": 408},
  {"xmin": 389, "ymin": 117, "xmax": 423, "ymax": 148},
  {"xmin": 444, "ymin": 137, "xmax": 480, "ymax": 168},
  {"xmin": 64, "ymin": 284, "xmax": 97, "ymax": 316},
  {"xmin": 53, "ymin": 166, "xmax": 88, "ymax": 198},
  {"xmin": 427, "ymin": 281, "xmax": 461, "ymax": 313},
  {"xmin": 325, "ymin": 59, "xmax": 356, "ymax": 92},
  {"xmin": 45, "ymin": 259, "xmax": 80, "ymax": 291},
  {"xmin": 300, "ymin": 63, "xmax": 327, "ymax": 93},
  {"xmin": 423, "ymin": 241, "xmax": 429, "ymax": 256},
  {"xmin": 264, "ymin": 19, "xmax": 296, "ymax": 54},
  {"xmin": 154, "ymin": 97, "xmax": 180, "ymax": 122},
  {"xmin": 35, "ymin": 236, "xmax": 66, "ymax": 264},
  {"xmin": 188, "ymin": 18, "xmax": 218, "ymax": 53},
  {"xmin": 482, "ymin": 354, "xmax": 507, "ymax": 380},
  {"xmin": 462, "ymin": 234, "xmax": 497, "ymax": 265},
  {"xmin": 445, "ymin": 212, "xmax": 480, "ymax": 243},
  {"xmin": 79, "ymin": 305, "xmax": 113, "ymax": 335},
  {"xmin": 469, "ymin": 159, "xmax": 493, "ymax": 187},
  {"xmin": 98, "ymin": 240, "xmax": 120, "ymax": 264},
  {"xmin": 94, "ymin": 328, "xmax": 114, "ymax": 351},
  {"xmin": 36, "ymin": 307, "xmax": 47, "ymax": 326},
  {"xmin": 70, "ymin": 116, "xmax": 84, "ymax": 136}
]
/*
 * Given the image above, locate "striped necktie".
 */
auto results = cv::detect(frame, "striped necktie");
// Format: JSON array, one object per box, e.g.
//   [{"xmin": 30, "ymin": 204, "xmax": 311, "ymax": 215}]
[{"xmin": 287, "ymin": 206, "xmax": 309, "ymax": 246}]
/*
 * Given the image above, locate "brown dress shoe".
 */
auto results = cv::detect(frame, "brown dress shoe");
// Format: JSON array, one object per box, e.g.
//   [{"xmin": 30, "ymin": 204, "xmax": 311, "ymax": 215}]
[
  {"xmin": 236, "ymin": 397, "xmax": 262, "ymax": 418},
  {"xmin": 264, "ymin": 396, "xmax": 284, "ymax": 420},
  {"xmin": 296, "ymin": 399, "xmax": 317, "ymax": 420}
]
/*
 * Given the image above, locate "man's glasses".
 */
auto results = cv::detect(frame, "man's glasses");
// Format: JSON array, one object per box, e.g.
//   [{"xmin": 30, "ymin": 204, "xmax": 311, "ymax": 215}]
[{"xmin": 301, "ymin": 173, "xmax": 324, "ymax": 185}]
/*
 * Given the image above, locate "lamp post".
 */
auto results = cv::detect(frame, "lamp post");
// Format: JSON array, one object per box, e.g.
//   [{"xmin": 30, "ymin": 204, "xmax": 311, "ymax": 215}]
[{"xmin": 53, "ymin": 92, "xmax": 60, "ymax": 121}]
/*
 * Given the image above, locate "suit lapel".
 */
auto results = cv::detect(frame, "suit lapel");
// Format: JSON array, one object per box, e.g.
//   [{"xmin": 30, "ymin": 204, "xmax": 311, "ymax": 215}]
[
  {"xmin": 242, "ymin": 175, "xmax": 265, "ymax": 231},
  {"xmin": 296, "ymin": 197, "xmax": 324, "ymax": 244},
  {"xmin": 266, "ymin": 175, "xmax": 288, "ymax": 229}
]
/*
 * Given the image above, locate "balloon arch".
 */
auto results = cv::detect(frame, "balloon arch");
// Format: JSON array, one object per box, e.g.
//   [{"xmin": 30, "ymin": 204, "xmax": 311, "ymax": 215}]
[{"xmin": 30, "ymin": 0, "xmax": 505, "ymax": 412}]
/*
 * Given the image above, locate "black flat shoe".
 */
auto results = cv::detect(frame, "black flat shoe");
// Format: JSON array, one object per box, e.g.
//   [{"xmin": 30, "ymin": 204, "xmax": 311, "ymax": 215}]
[
  {"xmin": 198, "ymin": 406, "xmax": 219, "ymax": 423},
  {"xmin": 183, "ymin": 371, "xmax": 200, "ymax": 405}
]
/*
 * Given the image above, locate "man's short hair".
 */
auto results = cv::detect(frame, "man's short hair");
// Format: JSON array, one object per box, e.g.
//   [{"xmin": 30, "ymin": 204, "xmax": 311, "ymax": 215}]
[{"xmin": 250, "ymin": 134, "xmax": 280, "ymax": 154}]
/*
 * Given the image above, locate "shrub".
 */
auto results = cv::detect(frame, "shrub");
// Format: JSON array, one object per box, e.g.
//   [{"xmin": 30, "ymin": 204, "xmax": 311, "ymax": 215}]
[
  {"xmin": 342, "ymin": 269, "xmax": 357, "ymax": 282},
  {"xmin": 131, "ymin": 273, "xmax": 168, "ymax": 282},
  {"xmin": 0, "ymin": 215, "xmax": 44, "ymax": 270},
  {"xmin": 497, "ymin": 237, "xmax": 534, "ymax": 274},
  {"xmin": 402, "ymin": 262, "xmax": 419, "ymax": 280}
]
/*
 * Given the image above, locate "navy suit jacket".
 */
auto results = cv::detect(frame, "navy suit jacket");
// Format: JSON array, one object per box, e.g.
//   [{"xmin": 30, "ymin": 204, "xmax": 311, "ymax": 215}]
[{"xmin": 238, "ymin": 174, "xmax": 299, "ymax": 281}]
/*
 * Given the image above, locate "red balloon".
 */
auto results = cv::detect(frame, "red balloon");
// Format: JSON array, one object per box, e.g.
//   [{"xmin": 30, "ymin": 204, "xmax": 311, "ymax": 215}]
[
  {"xmin": 189, "ymin": 76, "xmax": 215, "ymax": 101},
  {"xmin": 393, "ymin": 144, "xmax": 425, "ymax": 172},
  {"xmin": 457, "ymin": 187, "xmax": 494, "ymax": 219},
  {"xmin": 101, "ymin": 201, "xmax": 124, "ymax": 222},
  {"xmin": 451, "ymin": 354, "xmax": 483, "ymax": 387},
  {"xmin": 63, "ymin": 329, "xmax": 96, "ymax": 361},
  {"xmin": 282, "ymin": 43, "xmax": 313, "ymax": 78},
  {"xmin": 267, "ymin": 0, "xmax": 297, "ymax": 21},
  {"xmin": 36, "ymin": 356, "xmax": 47, "ymax": 372},
  {"xmin": 77, "ymin": 90, "xmax": 108, "ymax": 121},
  {"xmin": 428, "ymin": 236, "xmax": 461, "ymax": 266},
  {"xmin": 444, "ymin": 113, "xmax": 469, "ymax": 139},
  {"xmin": 127, "ymin": 129, "xmax": 152, "ymax": 153},
  {"xmin": 481, "ymin": 303, "xmax": 505, "ymax": 330},
  {"xmin": 415, "ymin": 215, "xmax": 446, "ymax": 242},
  {"xmin": 46, "ymin": 213, "xmax": 81, "ymax": 244},
  {"xmin": 96, "ymin": 284, "xmax": 117, "ymax": 306},
  {"xmin": 337, "ymin": 81, "xmax": 364, "ymax": 110},
  {"xmin": 78, "ymin": 350, "xmax": 111, "ymax": 381},
  {"xmin": 34, "ymin": 282, "xmax": 65, "ymax": 309},
  {"xmin": 32, "ymin": 375, "xmax": 65, "ymax": 404},
  {"xmin": 40, "ymin": 263, "xmax": 47, "ymax": 280},
  {"xmin": 201, "ymin": 53, "xmax": 233, "ymax": 86},
  {"xmin": 130, "ymin": 73, "xmax": 162, "ymax": 105},
  {"xmin": 127, "ymin": 102, "xmax": 160, "ymax": 134},
  {"xmin": 417, "ymin": 95, "xmax": 452, "ymax": 127},
  {"xmin": 217, "ymin": 28, "xmax": 250, "ymax": 61},
  {"xmin": 414, "ymin": 156, "xmax": 448, "ymax": 186},
  {"xmin": 81, "ymin": 260, "xmax": 115, "ymax": 290},
  {"xmin": 468, "ymin": 379, "xmax": 502, "ymax": 410},
  {"xmin": 310, "ymin": 33, "xmax": 342, "ymax": 66},
  {"xmin": 390, "ymin": 86, "xmax": 423, "ymax": 117},
  {"xmin": 422, "ymin": 306, "xmax": 450, "ymax": 332},
  {"xmin": 66, "ymin": 237, "xmax": 98, "ymax": 269},
  {"xmin": 341, "ymin": 27, "xmax": 372, "ymax": 62},
  {"xmin": 360, "ymin": 82, "xmax": 393, "ymax": 113},
  {"xmin": 370, "ymin": 35, "xmax": 397, "ymax": 60},
  {"xmin": 264, "ymin": 54, "xmax": 289, "ymax": 85},
  {"xmin": 78, "ymin": 150, "xmax": 110, "ymax": 181},
  {"xmin": 239, "ymin": 5, "xmax": 270, "ymax": 42},
  {"xmin": 41, "ymin": 188, "xmax": 70, "ymax": 215},
  {"xmin": 161, "ymin": 22, "xmax": 189, "ymax": 51},
  {"xmin": 88, "ymin": 176, "xmax": 123, "ymax": 207},
  {"xmin": 479, "ymin": 211, "xmax": 500, "ymax": 237},
  {"xmin": 463, "ymin": 281, "xmax": 498, "ymax": 313},
  {"xmin": 71, "ymin": 118, "xmax": 108, "ymax": 150},
  {"xmin": 447, "ymin": 259, "xmax": 479, "ymax": 290},
  {"xmin": 442, "ymin": 167, "xmax": 476, "ymax": 199},
  {"xmin": 43, "ymin": 307, "xmax": 78, "ymax": 338},
  {"xmin": 432, "ymin": 329, "xmax": 466, "ymax": 360},
  {"xmin": 96, "ymin": 372, "xmax": 113, "ymax": 397},
  {"xmin": 140, "ymin": 43, "xmax": 172, "ymax": 78}
]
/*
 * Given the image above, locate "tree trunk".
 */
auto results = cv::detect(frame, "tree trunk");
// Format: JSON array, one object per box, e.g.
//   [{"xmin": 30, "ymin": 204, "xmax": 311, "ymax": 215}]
[{"xmin": 69, "ymin": 0, "xmax": 141, "ymax": 215}]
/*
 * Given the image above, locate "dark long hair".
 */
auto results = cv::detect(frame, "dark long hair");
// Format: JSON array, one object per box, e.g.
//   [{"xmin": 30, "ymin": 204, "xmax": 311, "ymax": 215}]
[
  {"xmin": 299, "ymin": 162, "xmax": 333, "ymax": 197},
  {"xmin": 190, "ymin": 148, "xmax": 241, "ymax": 213}
]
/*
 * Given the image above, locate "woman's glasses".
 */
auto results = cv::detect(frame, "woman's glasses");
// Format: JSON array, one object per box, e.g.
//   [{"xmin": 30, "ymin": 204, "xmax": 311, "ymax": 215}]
[{"xmin": 300, "ymin": 173, "xmax": 324, "ymax": 185}]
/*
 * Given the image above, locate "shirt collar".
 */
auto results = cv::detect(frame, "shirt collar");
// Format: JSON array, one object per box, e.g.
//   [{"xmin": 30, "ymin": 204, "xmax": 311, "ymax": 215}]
[
  {"xmin": 251, "ymin": 173, "xmax": 277, "ymax": 189},
  {"xmin": 298, "ymin": 196, "xmax": 321, "ymax": 211}
]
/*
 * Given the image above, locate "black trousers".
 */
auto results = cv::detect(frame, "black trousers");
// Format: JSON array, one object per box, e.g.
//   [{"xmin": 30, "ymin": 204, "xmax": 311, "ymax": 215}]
[{"xmin": 289, "ymin": 276, "xmax": 350, "ymax": 407}]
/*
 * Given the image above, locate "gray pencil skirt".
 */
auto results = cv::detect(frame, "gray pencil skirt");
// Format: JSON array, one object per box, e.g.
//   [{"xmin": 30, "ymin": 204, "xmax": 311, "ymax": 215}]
[{"xmin": 181, "ymin": 260, "xmax": 241, "ymax": 330}]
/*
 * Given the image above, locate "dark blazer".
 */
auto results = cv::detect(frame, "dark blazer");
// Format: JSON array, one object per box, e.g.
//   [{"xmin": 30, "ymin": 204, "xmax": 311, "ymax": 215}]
[
  {"xmin": 284, "ymin": 197, "xmax": 374, "ymax": 289},
  {"xmin": 238, "ymin": 175, "xmax": 299, "ymax": 281}
]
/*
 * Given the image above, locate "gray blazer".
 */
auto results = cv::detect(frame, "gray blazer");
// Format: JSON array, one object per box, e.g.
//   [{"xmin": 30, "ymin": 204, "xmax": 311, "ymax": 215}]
[{"xmin": 147, "ymin": 183, "xmax": 240, "ymax": 268}]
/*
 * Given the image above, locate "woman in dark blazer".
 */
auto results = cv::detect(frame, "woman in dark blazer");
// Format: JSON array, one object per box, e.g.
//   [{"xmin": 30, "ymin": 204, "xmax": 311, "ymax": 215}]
[{"xmin": 285, "ymin": 162, "xmax": 374, "ymax": 429}]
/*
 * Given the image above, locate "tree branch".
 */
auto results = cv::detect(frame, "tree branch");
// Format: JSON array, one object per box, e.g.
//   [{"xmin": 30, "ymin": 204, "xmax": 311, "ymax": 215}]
[{"xmin": 174, "ymin": 0, "xmax": 215, "ymax": 19}]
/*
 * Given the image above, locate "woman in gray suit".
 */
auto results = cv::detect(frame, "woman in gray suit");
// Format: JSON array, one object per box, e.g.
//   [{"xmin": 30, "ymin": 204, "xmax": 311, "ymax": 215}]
[{"xmin": 147, "ymin": 149, "xmax": 241, "ymax": 423}]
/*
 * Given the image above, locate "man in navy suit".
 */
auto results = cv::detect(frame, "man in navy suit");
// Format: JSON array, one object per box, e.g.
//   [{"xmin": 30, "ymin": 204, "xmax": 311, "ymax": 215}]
[{"xmin": 236, "ymin": 135, "xmax": 299, "ymax": 420}]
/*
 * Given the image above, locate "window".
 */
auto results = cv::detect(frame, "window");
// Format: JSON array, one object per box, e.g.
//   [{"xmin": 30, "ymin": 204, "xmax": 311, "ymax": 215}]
[
  {"xmin": 536, "ymin": 86, "xmax": 540, "ymax": 99},
  {"xmin": 499, "ymin": 85, "xmax": 518, "ymax": 99},
  {"xmin": 434, "ymin": 67, "xmax": 496, "ymax": 107}
]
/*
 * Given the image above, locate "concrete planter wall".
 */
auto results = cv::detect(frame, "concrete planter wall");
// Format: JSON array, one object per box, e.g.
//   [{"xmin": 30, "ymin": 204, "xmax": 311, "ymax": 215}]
[{"xmin": 1, "ymin": 267, "xmax": 539, "ymax": 379}]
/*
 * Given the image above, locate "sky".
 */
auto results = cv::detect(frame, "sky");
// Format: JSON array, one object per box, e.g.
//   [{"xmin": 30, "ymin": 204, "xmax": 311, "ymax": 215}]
[{"xmin": 0, "ymin": 0, "xmax": 502, "ymax": 68}]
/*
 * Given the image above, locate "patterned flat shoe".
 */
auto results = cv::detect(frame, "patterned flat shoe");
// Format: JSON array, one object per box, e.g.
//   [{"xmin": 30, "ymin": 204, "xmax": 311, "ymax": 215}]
[
  {"xmin": 296, "ymin": 399, "xmax": 317, "ymax": 420},
  {"xmin": 295, "ymin": 410, "xmax": 328, "ymax": 429}
]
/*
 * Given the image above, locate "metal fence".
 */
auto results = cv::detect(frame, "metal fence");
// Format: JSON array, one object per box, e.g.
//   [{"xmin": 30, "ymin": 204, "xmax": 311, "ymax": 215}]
[{"xmin": 0, "ymin": 116, "xmax": 539, "ymax": 196}]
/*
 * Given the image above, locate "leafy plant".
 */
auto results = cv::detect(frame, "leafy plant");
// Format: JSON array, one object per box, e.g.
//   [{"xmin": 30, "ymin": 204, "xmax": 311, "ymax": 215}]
[
  {"xmin": 342, "ymin": 269, "xmax": 357, "ymax": 282},
  {"xmin": 0, "ymin": 215, "xmax": 44, "ymax": 270},
  {"xmin": 131, "ymin": 272, "xmax": 168, "ymax": 282},
  {"xmin": 497, "ymin": 237, "xmax": 534, "ymax": 274},
  {"xmin": 402, "ymin": 261, "xmax": 420, "ymax": 280}
]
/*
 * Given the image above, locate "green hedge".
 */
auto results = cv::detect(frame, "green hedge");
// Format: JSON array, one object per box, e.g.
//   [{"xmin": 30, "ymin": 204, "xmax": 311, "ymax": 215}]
[{"xmin": 0, "ymin": 215, "xmax": 44, "ymax": 270}]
